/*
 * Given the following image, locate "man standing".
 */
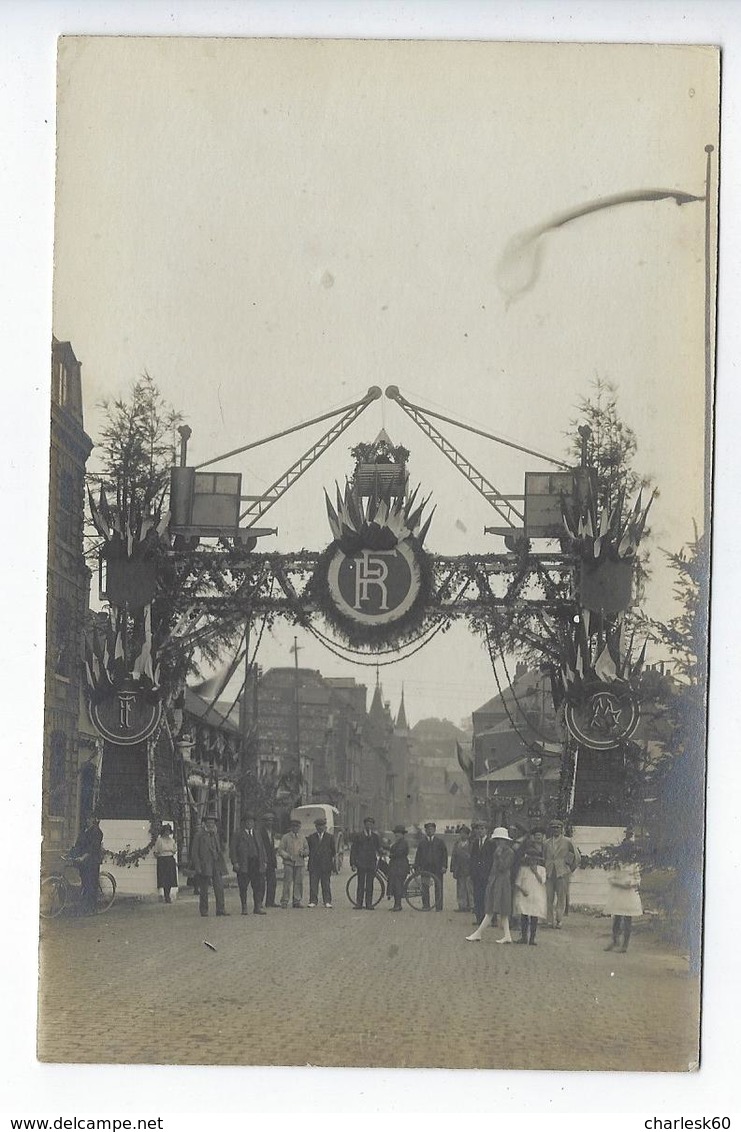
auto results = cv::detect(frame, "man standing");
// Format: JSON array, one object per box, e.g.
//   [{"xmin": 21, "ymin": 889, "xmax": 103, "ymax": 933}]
[
  {"xmin": 260, "ymin": 812, "xmax": 278, "ymax": 907},
  {"xmin": 278, "ymin": 818, "xmax": 308, "ymax": 909},
  {"xmin": 307, "ymin": 816, "xmax": 337, "ymax": 908},
  {"xmin": 350, "ymin": 816, "xmax": 382, "ymax": 909},
  {"xmin": 190, "ymin": 816, "xmax": 229, "ymax": 917},
  {"xmin": 70, "ymin": 814, "xmax": 104, "ymax": 914},
  {"xmin": 450, "ymin": 825, "xmax": 473, "ymax": 913},
  {"xmin": 469, "ymin": 821, "xmax": 492, "ymax": 925},
  {"xmin": 544, "ymin": 818, "xmax": 581, "ymax": 928},
  {"xmin": 414, "ymin": 821, "xmax": 448, "ymax": 911},
  {"xmin": 230, "ymin": 811, "xmax": 267, "ymax": 915}
]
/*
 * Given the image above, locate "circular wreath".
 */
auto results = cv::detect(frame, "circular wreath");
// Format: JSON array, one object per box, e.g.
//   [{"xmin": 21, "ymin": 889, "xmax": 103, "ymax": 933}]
[{"xmin": 306, "ymin": 537, "xmax": 437, "ymax": 649}]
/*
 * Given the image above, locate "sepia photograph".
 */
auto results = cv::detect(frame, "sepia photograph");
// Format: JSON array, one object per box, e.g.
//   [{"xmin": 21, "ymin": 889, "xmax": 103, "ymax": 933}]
[{"xmin": 35, "ymin": 29, "xmax": 719, "ymax": 1080}]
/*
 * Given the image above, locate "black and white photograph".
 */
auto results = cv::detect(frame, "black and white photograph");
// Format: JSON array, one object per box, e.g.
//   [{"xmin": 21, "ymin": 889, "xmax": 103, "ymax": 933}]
[{"xmin": 4, "ymin": 1, "xmax": 740, "ymax": 1120}]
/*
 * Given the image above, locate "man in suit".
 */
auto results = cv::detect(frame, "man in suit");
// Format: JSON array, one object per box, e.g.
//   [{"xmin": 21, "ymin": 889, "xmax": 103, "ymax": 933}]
[
  {"xmin": 469, "ymin": 820, "xmax": 494, "ymax": 925},
  {"xmin": 70, "ymin": 814, "xmax": 104, "ymax": 914},
  {"xmin": 307, "ymin": 817, "xmax": 337, "ymax": 907},
  {"xmin": 414, "ymin": 821, "xmax": 449, "ymax": 911},
  {"xmin": 350, "ymin": 816, "xmax": 382, "ymax": 909},
  {"xmin": 231, "ymin": 810, "xmax": 267, "ymax": 915},
  {"xmin": 190, "ymin": 816, "xmax": 229, "ymax": 917},
  {"xmin": 259, "ymin": 812, "xmax": 278, "ymax": 907},
  {"xmin": 544, "ymin": 818, "xmax": 581, "ymax": 928}
]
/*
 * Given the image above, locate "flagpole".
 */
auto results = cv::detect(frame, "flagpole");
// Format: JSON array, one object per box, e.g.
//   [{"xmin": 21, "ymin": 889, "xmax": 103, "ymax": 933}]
[{"xmin": 703, "ymin": 144, "xmax": 716, "ymax": 538}]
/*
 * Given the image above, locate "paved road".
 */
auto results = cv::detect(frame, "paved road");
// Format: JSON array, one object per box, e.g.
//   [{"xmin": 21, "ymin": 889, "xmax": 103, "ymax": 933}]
[{"xmin": 37, "ymin": 872, "xmax": 699, "ymax": 1071}]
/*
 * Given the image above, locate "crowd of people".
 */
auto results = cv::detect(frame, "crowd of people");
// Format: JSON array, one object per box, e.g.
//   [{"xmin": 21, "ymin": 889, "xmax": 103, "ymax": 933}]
[{"xmin": 66, "ymin": 811, "xmax": 643, "ymax": 952}]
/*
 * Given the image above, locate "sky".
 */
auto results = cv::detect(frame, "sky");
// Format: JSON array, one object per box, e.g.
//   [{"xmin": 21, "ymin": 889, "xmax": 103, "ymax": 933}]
[
  {"xmin": 51, "ymin": 37, "xmax": 718, "ymax": 725},
  {"xmin": 5, "ymin": 0, "xmax": 741, "ymax": 1121}
]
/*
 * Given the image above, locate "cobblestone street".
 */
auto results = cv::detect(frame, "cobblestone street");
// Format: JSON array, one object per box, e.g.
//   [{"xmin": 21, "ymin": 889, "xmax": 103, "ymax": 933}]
[{"xmin": 37, "ymin": 871, "xmax": 699, "ymax": 1072}]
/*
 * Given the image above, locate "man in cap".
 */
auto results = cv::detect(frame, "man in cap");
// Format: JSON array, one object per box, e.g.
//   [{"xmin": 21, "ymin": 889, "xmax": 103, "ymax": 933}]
[
  {"xmin": 450, "ymin": 825, "xmax": 473, "ymax": 913},
  {"xmin": 278, "ymin": 818, "xmax": 309, "ymax": 908},
  {"xmin": 414, "ymin": 821, "xmax": 448, "ymax": 911},
  {"xmin": 259, "ymin": 812, "xmax": 279, "ymax": 907},
  {"xmin": 307, "ymin": 816, "xmax": 337, "ymax": 908},
  {"xmin": 190, "ymin": 816, "xmax": 229, "ymax": 917},
  {"xmin": 350, "ymin": 816, "xmax": 382, "ymax": 909},
  {"xmin": 387, "ymin": 824, "xmax": 410, "ymax": 911},
  {"xmin": 230, "ymin": 810, "xmax": 267, "ymax": 915},
  {"xmin": 544, "ymin": 818, "xmax": 581, "ymax": 928}
]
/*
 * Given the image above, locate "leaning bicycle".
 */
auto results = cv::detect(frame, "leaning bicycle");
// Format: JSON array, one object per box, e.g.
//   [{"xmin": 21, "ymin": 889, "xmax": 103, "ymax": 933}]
[
  {"xmin": 345, "ymin": 866, "xmax": 387, "ymax": 908},
  {"xmin": 40, "ymin": 854, "xmax": 117, "ymax": 918},
  {"xmin": 402, "ymin": 868, "xmax": 440, "ymax": 911}
]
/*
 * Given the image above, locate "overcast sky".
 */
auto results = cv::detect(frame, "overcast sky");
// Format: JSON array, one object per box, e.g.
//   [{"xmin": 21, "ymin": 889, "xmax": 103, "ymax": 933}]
[{"xmin": 53, "ymin": 37, "xmax": 718, "ymax": 725}]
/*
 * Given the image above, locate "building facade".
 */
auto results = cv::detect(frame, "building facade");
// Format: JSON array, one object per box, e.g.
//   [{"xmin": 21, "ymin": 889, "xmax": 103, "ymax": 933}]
[{"xmin": 43, "ymin": 339, "xmax": 93, "ymax": 853}]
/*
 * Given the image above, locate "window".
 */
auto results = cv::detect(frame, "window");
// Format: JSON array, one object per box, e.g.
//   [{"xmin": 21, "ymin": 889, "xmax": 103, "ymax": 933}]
[
  {"xmin": 48, "ymin": 731, "xmax": 67, "ymax": 817},
  {"xmin": 54, "ymin": 598, "xmax": 73, "ymax": 678}
]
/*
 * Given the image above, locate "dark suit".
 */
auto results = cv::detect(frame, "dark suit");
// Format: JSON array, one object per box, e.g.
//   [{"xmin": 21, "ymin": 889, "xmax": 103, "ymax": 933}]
[
  {"xmin": 307, "ymin": 830, "xmax": 336, "ymax": 905},
  {"xmin": 469, "ymin": 835, "xmax": 495, "ymax": 923},
  {"xmin": 190, "ymin": 826, "xmax": 227, "ymax": 916},
  {"xmin": 71, "ymin": 822, "xmax": 104, "ymax": 913},
  {"xmin": 259, "ymin": 824, "xmax": 278, "ymax": 906},
  {"xmin": 230, "ymin": 827, "xmax": 266, "ymax": 913},
  {"xmin": 414, "ymin": 835, "xmax": 449, "ymax": 910},
  {"xmin": 350, "ymin": 830, "xmax": 382, "ymax": 908}
]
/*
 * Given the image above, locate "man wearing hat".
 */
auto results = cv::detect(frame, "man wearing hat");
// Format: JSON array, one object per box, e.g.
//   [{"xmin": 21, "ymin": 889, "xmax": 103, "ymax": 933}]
[
  {"xmin": 544, "ymin": 819, "xmax": 581, "ymax": 928},
  {"xmin": 190, "ymin": 816, "xmax": 229, "ymax": 917},
  {"xmin": 387, "ymin": 825, "xmax": 410, "ymax": 911},
  {"xmin": 414, "ymin": 822, "xmax": 448, "ymax": 911},
  {"xmin": 350, "ymin": 816, "xmax": 382, "ymax": 909},
  {"xmin": 469, "ymin": 820, "xmax": 495, "ymax": 925},
  {"xmin": 259, "ymin": 812, "xmax": 278, "ymax": 907},
  {"xmin": 307, "ymin": 816, "xmax": 337, "ymax": 908},
  {"xmin": 230, "ymin": 810, "xmax": 267, "ymax": 915},
  {"xmin": 278, "ymin": 818, "xmax": 309, "ymax": 909}
]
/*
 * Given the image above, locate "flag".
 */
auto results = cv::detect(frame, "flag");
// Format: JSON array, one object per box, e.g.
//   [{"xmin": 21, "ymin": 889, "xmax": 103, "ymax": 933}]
[
  {"xmin": 497, "ymin": 188, "xmax": 704, "ymax": 304},
  {"xmin": 456, "ymin": 741, "xmax": 474, "ymax": 783}
]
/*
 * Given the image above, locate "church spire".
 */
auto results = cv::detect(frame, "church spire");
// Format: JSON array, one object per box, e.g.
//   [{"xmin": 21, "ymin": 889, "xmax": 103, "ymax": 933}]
[{"xmin": 396, "ymin": 685, "xmax": 409, "ymax": 731}]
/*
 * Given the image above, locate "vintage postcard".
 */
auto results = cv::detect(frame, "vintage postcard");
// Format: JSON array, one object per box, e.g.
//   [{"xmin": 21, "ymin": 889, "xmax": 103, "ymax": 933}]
[{"xmin": 39, "ymin": 36, "xmax": 718, "ymax": 1073}]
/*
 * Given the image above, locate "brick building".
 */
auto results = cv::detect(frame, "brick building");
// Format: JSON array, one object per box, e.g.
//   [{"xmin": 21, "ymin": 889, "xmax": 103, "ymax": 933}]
[{"xmin": 43, "ymin": 338, "xmax": 94, "ymax": 853}]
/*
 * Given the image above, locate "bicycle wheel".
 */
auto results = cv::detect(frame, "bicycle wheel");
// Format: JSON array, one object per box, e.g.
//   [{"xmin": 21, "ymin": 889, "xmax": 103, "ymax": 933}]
[
  {"xmin": 403, "ymin": 870, "xmax": 437, "ymax": 911},
  {"xmin": 95, "ymin": 872, "xmax": 117, "ymax": 913},
  {"xmin": 40, "ymin": 876, "xmax": 67, "ymax": 918},
  {"xmin": 345, "ymin": 870, "xmax": 386, "ymax": 907}
]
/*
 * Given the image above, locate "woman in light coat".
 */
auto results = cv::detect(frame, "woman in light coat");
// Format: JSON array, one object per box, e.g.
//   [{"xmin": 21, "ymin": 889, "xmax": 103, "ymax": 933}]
[
  {"xmin": 466, "ymin": 828, "xmax": 515, "ymax": 943},
  {"xmin": 513, "ymin": 833, "xmax": 547, "ymax": 945},
  {"xmin": 153, "ymin": 823, "xmax": 178, "ymax": 903}
]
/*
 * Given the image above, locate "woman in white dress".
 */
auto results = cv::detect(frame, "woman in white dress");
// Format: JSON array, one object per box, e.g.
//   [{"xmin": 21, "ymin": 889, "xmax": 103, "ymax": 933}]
[
  {"xmin": 604, "ymin": 852, "xmax": 642, "ymax": 953},
  {"xmin": 513, "ymin": 833, "xmax": 547, "ymax": 945}
]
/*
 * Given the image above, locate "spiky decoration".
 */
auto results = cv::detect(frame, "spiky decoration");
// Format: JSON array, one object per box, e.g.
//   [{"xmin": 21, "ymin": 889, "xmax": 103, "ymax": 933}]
[{"xmin": 324, "ymin": 480, "xmax": 435, "ymax": 552}]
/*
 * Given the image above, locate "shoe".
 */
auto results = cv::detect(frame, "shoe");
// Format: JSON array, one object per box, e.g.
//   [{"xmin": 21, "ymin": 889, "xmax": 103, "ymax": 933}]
[
  {"xmin": 391, "ymin": 905, "xmax": 402, "ymax": 911},
  {"xmin": 279, "ymin": 904, "xmax": 288, "ymax": 910},
  {"xmin": 618, "ymin": 944, "xmax": 629, "ymax": 953},
  {"xmin": 496, "ymin": 937, "xmax": 512, "ymax": 944},
  {"xmin": 366, "ymin": 905, "xmax": 375, "ymax": 911},
  {"xmin": 241, "ymin": 910, "xmax": 249, "ymax": 916},
  {"xmin": 200, "ymin": 912, "xmax": 209, "ymax": 917},
  {"xmin": 324, "ymin": 903, "xmax": 332, "ymax": 909},
  {"xmin": 604, "ymin": 942, "xmax": 617, "ymax": 951},
  {"xmin": 516, "ymin": 937, "xmax": 528, "ymax": 944},
  {"xmin": 293, "ymin": 904, "xmax": 303, "ymax": 909},
  {"xmin": 554, "ymin": 922, "xmax": 562, "ymax": 929},
  {"xmin": 529, "ymin": 940, "xmax": 537, "ymax": 946},
  {"xmin": 308, "ymin": 902, "xmax": 317, "ymax": 908},
  {"xmin": 466, "ymin": 933, "xmax": 482, "ymax": 942},
  {"xmin": 254, "ymin": 909, "xmax": 267, "ymax": 916},
  {"xmin": 216, "ymin": 911, "xmax": 230, "ymax": 917}
]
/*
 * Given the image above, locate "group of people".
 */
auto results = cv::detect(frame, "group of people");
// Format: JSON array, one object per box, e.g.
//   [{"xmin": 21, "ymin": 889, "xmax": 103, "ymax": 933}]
[
  {"xmin": 189, "ymin": 810, "xmax": 342, "ymax": 916},
  {"xmin": 169, "ymin": 810, "xmax": 643, "ymax": 952},
  {"xmin": 455, "ymin": 819, "xmax": 581, "ymax": 944}
]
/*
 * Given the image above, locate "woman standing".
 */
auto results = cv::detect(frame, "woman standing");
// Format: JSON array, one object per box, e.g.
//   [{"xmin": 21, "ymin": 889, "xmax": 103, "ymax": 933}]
[
  {"xmin": 466, "ymin": 827, "xmax": 515, "ymax": 943},
  {"xmin": 513, "ymin": 832, "xmax": 547, "ymax": 945},
  {"xmin": 387, "ymin": 825, "xmax": 410, "ymax": 911},
  {"xmin": 153, "ymin": 823, "xmax": 178, "ymax": 903},
  {"xmin": 604, "ymin": 841, "xmax": 643, "ymax": 952}
]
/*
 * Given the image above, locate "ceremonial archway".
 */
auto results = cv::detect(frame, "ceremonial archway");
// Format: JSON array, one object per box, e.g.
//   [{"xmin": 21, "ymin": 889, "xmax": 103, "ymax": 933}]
[{"xmin": 85, "ymin": 385, "xmax": 651, "ymax": 869}]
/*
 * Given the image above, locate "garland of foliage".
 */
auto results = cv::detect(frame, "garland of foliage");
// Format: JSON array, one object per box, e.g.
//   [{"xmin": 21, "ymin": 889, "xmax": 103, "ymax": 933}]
[
  {"xmin": 304, "ymin": 536, "xmax": 438, "ymax": 650},
  {"xmin": 102, "ymin": 815, "xmax": 162, "ymax": 868}
]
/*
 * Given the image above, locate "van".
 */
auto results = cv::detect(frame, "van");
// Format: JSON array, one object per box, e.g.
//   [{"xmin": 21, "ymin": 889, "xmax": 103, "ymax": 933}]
[{"xmin": 289, "ymin": 804, "xmax": 345, "ymax": 867}]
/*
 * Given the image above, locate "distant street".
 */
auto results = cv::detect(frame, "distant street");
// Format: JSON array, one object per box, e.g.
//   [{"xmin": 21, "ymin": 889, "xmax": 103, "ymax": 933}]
[{"xmin": 37, "ymin": 870, "xmax": 698, "ymax": 1071}]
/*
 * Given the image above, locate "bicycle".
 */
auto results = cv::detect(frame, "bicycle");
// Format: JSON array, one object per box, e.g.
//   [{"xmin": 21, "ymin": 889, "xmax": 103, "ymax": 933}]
[
  {"xmin": 402, "ymin": 868, "xmax": 440, "ymax": 911},
  {"xmin": 40, "ymin": 854, "xmax": 117, "ymax": 918},
  {"xmin": 345, "ymin": 867, "xmax": 387, "ymax": 908}
]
